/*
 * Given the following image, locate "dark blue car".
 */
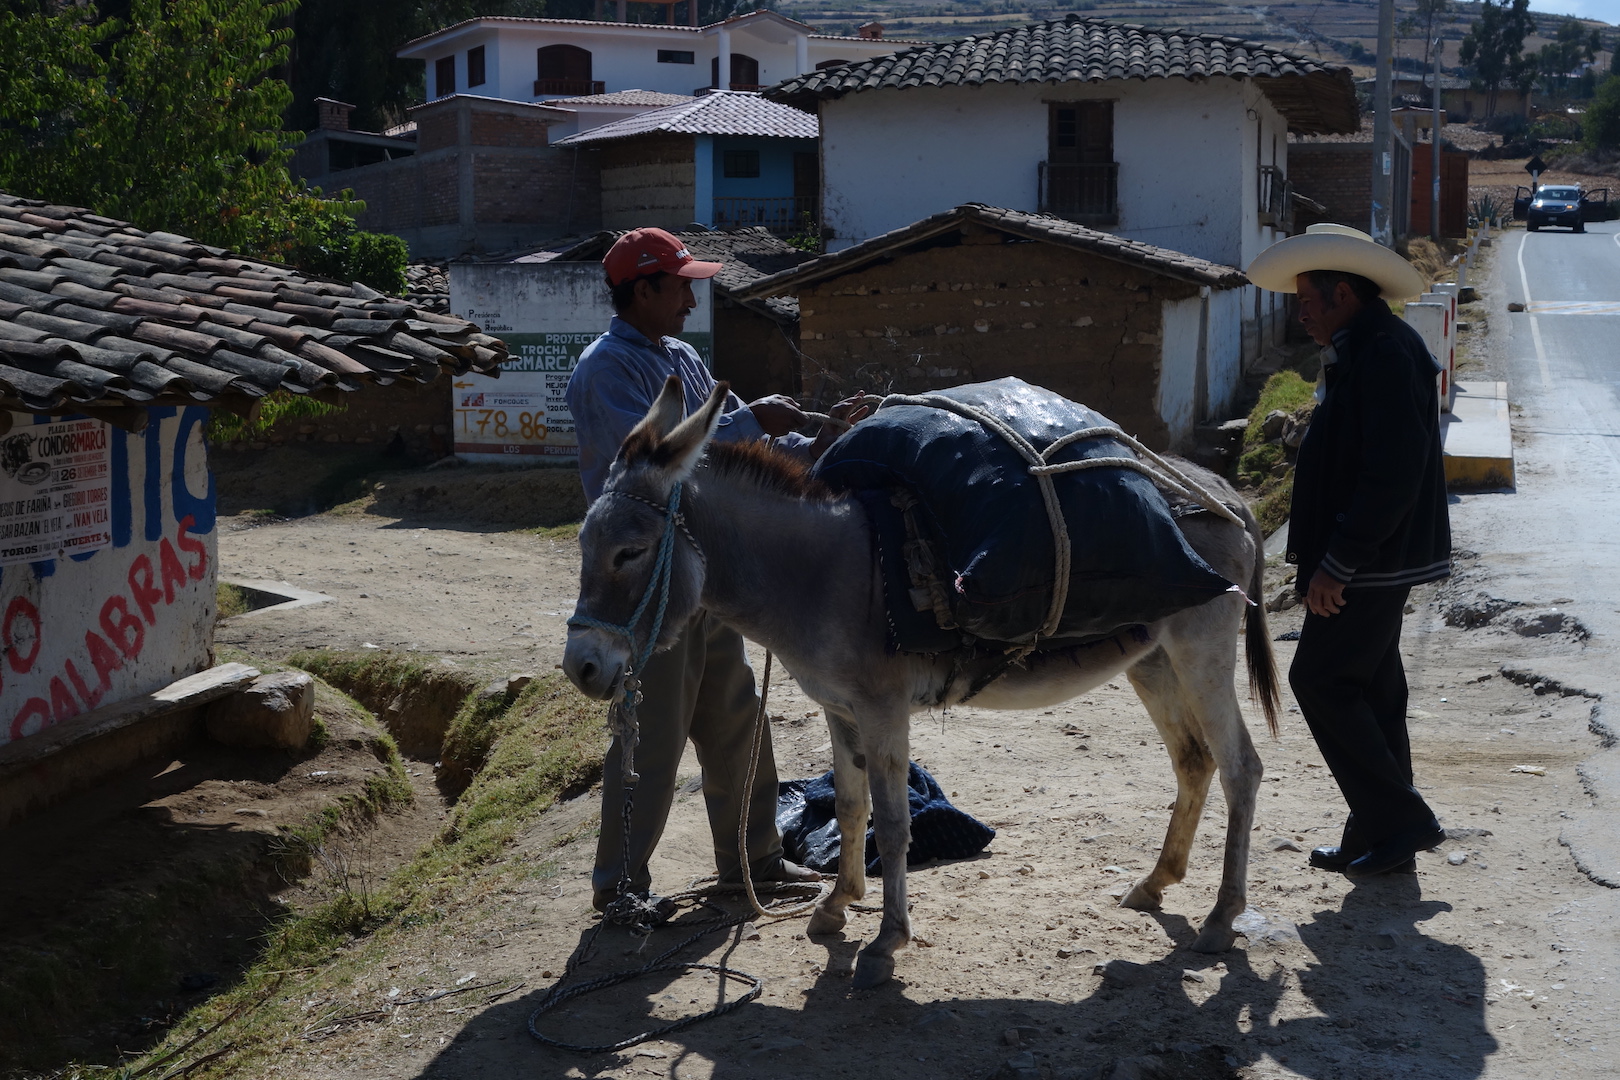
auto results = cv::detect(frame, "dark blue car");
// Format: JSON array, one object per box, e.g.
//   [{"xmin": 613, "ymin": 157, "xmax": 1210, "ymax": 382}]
[{"xmin": 1527, "ymin": 185, "xmax": 1587, "ymax": 232}]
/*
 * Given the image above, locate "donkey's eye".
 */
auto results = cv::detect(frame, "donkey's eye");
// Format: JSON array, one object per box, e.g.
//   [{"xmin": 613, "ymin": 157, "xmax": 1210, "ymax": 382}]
[{"xmin": 613, "ymin": 546, "xmax": 647, "ymax": 569}]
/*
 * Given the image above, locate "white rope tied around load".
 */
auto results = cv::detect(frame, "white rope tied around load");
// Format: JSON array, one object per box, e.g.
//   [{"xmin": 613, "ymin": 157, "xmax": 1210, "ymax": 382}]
[{"xmin": 879, "ymin": 395, "xmax": 1246, "ymax": 645}]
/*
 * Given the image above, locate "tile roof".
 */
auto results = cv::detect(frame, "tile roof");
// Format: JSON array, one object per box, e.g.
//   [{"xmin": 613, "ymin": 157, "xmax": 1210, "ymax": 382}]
[
  {"xmin": 548, "ymin": 89, "xmax": 695, "ymax": 108},
  {"xmin": 0, "ymin": 193, "xmax": 508, "ymax": 415},
  {"xmin": 732, "ymin": 203, "xmax": 1248, "ymax": 299},
  {"xmin": 768, "ymin": 15, "xmax": 1359, "ymax": 135},
  {"xmin": 553, "ymin": 91, "xmax": 817, "ymax": 146},
  {"xmin": 550, "ymin": 226, "xmax": 812, "ymax": 321}
]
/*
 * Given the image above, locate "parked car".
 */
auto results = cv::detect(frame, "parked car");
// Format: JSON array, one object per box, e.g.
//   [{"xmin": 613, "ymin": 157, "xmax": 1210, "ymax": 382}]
[{"xmin": 1526, "ymin": 185, "xmax": 1587, "ymax": 232}]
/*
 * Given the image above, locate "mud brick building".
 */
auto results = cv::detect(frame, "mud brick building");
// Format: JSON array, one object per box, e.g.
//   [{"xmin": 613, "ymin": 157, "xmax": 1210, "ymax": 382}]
[
  {"xmin": 737, "ymin": 204, "xmax": 1249, "ymax": 450},
  {"xmin": 0, "ymin": 191, "xmax": 507, "ymax": 823}
]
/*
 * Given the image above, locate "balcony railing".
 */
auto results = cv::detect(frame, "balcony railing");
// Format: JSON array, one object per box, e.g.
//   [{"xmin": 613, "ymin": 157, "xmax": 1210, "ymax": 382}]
[
  {"xmin": 713, "ymin": 195, "xmax": 816, "ymax": 235},
  {"xmin": 1258, "ymin": 164, "xmax": 1294, "ymax": 231},
  {"xmin": 534, "ymin": 78, "xmax": 605, "ymax": 96},
  {"xmin": 1038, "ymin": 161, "xmax": 1119, "ymax": 225}
]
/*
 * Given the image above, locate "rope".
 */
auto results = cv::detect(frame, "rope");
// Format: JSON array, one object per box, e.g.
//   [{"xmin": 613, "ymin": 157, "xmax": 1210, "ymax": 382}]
[{"xmin": 878, "ymin": 395, "xmax": 1248, "ymax": 647}]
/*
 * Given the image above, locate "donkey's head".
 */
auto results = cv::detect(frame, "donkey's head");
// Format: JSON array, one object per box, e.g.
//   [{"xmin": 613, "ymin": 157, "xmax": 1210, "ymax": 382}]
[{"xmin": 562, "ymin": 376, "xmax": 727, "ymax": 700}]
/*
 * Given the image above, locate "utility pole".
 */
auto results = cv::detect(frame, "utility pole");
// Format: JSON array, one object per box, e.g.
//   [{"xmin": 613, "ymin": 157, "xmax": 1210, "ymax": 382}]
[
  {"xmin": 1432, "ymin": 37, "xmax": 1443, "ymax": 243},
  {"xmin": 1371, "ymin": 0, "xmax": 1395, "ymax": 247}
]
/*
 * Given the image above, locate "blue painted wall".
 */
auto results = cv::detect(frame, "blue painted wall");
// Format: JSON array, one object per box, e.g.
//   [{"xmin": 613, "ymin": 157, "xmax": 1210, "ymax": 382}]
[{"xmin": 710, "ymin": 136, "xmax": 815, "ymax": 199}]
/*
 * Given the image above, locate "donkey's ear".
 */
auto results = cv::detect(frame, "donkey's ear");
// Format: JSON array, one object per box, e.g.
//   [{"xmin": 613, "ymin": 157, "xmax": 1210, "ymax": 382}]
[
  {"xmin": 618, "ymin": 376, "xmax": 686, "ymax": 466},
  {"xmin": 655, "ymin": 381, "xmax": 731, "ymax": 482}
]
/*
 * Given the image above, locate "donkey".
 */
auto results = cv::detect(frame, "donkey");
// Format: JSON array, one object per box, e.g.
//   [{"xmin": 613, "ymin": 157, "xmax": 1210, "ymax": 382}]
[{"xmin": 564, "ymin": 377, "xmax": 1279, "ymax": 989}]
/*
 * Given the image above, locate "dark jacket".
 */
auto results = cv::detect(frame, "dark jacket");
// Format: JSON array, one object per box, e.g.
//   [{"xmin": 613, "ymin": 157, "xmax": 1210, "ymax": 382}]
[{"xmin": 1288, "ymin": 297, "xmax": 1451, "ymax": 591}]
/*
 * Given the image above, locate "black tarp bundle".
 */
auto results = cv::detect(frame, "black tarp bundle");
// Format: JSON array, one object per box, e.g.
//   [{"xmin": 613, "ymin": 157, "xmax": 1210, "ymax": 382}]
[
  {"xmin": 776, "ymin": 762, "xmax": 996, "ymax": 875},
  {"xmin": 813, "ymin": 377, "xmax": 1234, "ymax": 654}
]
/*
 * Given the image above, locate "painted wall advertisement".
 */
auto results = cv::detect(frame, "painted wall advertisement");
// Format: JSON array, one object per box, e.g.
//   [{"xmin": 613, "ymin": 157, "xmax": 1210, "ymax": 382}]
[
  {"xmin": 448, "ymin": 261, "xmax": 712, "ymax": 463},
  {"xmin": 0, "ymin": 409, "xmax": 216, "ymax": 745}
]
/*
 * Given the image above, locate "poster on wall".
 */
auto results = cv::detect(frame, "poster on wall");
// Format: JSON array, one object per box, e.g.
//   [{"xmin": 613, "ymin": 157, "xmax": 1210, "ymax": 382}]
[
  {"xmin": 448, "ymin": 261, "xmax": 712, "ymax": 464},
  {"xmin": 0, "ymin": 417, "xmax": 113, "ymax": 566}
]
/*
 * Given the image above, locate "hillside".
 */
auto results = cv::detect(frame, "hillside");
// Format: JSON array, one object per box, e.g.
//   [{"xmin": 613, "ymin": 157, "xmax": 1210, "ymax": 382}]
[{"xmin": 778, "ymin": 0, "xmax": 1615, "ymax": 78}]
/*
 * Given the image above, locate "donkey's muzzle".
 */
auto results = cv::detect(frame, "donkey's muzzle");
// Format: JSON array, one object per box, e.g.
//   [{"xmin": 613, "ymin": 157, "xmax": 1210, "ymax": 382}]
[{"xmin": 563, "ymin": 630, "xmax": 625, "ymax": 701}]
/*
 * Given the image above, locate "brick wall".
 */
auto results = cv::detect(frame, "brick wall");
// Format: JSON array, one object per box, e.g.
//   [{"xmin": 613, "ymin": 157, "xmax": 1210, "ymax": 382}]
[
  {"xmin": 218, "ymin": 379, "xmax": 455, "ymax": 458},
  {"xmin": 416, "ymin": 110, "xmax": 460, "ymax": 153},
  {"xmin": 714, "ymin": 302, "xmax": 799, "ymax": 400},
  {"xmin": 1290, "ymin": 144, "xmax": 1373, "ymax": 232},
  {"xmin": 600, "ymin": 135, "xmax": 696, "ymax": 232},
  {"xmin": 796, "ymin": 235, "xmax": 1198, "ymax": 449},
  {"xmin": 470, "ymin": 110, "xmax": 552, "ymax": 148}
]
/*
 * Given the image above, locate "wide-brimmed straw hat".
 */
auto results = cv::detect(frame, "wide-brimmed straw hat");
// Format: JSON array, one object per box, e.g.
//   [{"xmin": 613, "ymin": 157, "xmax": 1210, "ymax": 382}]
[{"xmin": 1246, "ymin": 223, "xmax": 1428, "ymax": 300}]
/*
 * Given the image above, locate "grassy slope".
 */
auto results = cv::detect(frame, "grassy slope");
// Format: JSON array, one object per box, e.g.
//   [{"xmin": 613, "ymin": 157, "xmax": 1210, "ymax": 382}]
[
  {"xmin": 1236, "ymin": 370, "xmax": 1317, "ymax": 536},
  {"xmin": 77, "ymin": 669, "xmax": 606, "ymax": 1080}
]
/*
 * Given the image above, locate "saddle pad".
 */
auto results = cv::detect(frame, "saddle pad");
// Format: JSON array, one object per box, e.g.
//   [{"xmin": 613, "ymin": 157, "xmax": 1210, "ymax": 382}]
[{"xmin": 815, "ymin": 377, "xmax": 1233, "ymax": 650}]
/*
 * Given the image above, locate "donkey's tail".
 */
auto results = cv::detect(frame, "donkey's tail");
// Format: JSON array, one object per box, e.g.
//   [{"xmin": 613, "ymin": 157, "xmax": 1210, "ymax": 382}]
[{"xmin": 1243, "ymin": 514, "xmax": 1282, "ymax": 739}]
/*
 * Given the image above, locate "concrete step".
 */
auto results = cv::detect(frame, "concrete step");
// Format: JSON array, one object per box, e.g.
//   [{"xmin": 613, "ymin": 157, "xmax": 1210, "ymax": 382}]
[{"xmin": 1442, "ymin": 380, "xmax": 1514, "ymax": 489}]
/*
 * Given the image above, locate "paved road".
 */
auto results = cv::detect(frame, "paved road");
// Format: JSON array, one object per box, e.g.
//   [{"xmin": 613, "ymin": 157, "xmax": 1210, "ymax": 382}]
[{"xmin": 1476, "ymin": 219, "xmax": 1620, "ymax": 677}]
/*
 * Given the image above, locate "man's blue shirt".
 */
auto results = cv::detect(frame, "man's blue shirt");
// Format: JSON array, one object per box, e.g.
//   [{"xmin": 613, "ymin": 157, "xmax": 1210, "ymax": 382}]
[{"xmin": 565, "ymin": 316, "xmax": 807, "ymax": 503}]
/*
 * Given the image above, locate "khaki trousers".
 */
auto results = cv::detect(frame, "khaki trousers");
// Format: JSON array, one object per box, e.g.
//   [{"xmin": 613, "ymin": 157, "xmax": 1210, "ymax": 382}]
[{"xmin": 592, "ymin": 611, "xmax": 786, "ymax": 905}]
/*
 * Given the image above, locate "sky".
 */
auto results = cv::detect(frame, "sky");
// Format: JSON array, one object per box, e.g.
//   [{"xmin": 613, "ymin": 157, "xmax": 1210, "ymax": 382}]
[{"xmin": 1538, "ymin": 0, "xmax": 1620, "ymax": 26}]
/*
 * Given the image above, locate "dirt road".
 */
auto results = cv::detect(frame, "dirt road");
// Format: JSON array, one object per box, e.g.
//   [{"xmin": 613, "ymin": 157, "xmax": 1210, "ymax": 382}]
[{"xmin": 213, "ymin": 465, "xmax": 1618, "ymax": 1079}]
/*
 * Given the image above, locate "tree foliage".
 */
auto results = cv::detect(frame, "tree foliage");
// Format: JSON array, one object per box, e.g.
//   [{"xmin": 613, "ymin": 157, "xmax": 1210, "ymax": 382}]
[
  {"xmin": 1585, "ymin": 74, "xmax": 1620, "ymax": 152},
  {"xmin": 0, "ymin": 0, "xmax": 402, "ymax": 290},
  {"xmin": 1536, "ymin": 18, "xmax": 1603, "ymax": 99},
  {"xmin": 1458, "ymin": 0, "xmax": 1536, "ymax": 118}
]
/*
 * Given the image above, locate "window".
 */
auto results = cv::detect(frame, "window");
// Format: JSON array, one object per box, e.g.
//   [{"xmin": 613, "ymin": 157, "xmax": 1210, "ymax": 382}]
[
  {"xmin": 435, "ymin": 56, "xmax": 456, "ymax": 98},
  {"xmin": 1041, "ymin": 101, "xmax": 1117, "ymax": 222},
  {"xmin": 467, "ymin": 45, "xmax": 486, "ymax": 88},
  {"xmin": 536, "ymin": 44, "xmax": 596, "ymax": 95},
  {"xmin": 723, "ymin": 149, "xmax": 760, "ymax": 178},
  {"xmin": 710, "ymin": 53, "xmax": 760, "ymax": 89},
  {"xmin": 658, "ymin": 49, "xmax": 695, "ymax": 64}
]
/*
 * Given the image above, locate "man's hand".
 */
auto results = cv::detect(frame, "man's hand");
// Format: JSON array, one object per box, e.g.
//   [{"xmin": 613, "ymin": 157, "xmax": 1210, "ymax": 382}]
[
  {"xmin": 1304, "ymin": 568, "xmax": 1348, "ymax": 617},
  {"xmin": 748, "ymin": 394, "xmax": 807, "ymax": 437},
  {"xmin": 810, "ymin": 392, "xmax": 873, "ymax": 459}
]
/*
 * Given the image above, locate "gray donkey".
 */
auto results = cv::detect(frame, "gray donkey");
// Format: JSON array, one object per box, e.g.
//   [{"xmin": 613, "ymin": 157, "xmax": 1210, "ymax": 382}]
[{"xmin": 564, "ymin": 377, "xmax": 1280, "ymax": 989}]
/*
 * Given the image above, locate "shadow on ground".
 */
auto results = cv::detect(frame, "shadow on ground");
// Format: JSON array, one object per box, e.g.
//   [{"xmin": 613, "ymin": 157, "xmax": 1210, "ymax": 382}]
[{"xmin": 407, "ymin": 875, "xmax": 1496, "ymax": 1080}]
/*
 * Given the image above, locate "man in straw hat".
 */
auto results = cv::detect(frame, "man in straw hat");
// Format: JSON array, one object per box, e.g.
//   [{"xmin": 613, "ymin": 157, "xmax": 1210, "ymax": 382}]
[
  {"xmin": 567, "ymin": 227, "xmax": 866, "ymax": 914},
  {"xmin": 1246, "ymin": 224, "xmax": 1451, "ymax": 877}
]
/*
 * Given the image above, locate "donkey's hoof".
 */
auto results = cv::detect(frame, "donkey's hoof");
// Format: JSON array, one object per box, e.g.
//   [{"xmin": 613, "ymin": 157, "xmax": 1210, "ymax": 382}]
[
  {"xmin": 1119, "ymin": 880, "xmax": 1163, "ymax": 911},
  {"xmin": 806, "ymin": 906, "xmax": 847, "ymax": 937},
  {"xmin": 851, "ymin": 951, "xmax": 895, "ymax": 990},
  {"xmin": 1191, "ymin": 925, "xmax": 1238, "ymax": 953}
]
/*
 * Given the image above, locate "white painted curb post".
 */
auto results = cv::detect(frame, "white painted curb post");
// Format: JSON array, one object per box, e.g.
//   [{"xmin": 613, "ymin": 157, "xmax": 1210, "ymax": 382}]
[
  {"xmin": 1425, "ymin": 283, "xmax": 1459, "ymax": 412},
  {"xmin": 1404, "ymin": 301, "xmax": 1449, "ymax": 415}
]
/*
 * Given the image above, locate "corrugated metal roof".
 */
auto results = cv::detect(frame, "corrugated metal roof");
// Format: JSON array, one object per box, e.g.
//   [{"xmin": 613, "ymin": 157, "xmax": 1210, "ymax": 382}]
[
  {"xmin": 0, "ymin": 192, "xmax": 508, "ymax": 415},
  {"xmin": 553, "ymin": 90, "xmax": 817, "ymax": 146},
  {"xmin": 768, "ymin": 15, "xmax": 1359, "ymax": 135},
  {"xmin": 733, "ymin": 203, "xmax": 1249, "ymax": 298}
]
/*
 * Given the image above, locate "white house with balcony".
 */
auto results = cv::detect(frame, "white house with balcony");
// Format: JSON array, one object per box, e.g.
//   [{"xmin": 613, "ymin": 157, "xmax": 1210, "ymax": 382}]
[
  {"xmin": 768, "ymin": 16, "xmax": 1359, "ymax": 360},
  {"xmin": 395, "ymin": 10, "xmax": 913, "ymax": 106}
]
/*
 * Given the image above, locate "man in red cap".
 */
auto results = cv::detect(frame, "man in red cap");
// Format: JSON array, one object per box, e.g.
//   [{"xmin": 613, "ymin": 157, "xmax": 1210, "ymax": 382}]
[{"xmin": 567, "ymin": 227, "xmax": 863, "ymax": 912}]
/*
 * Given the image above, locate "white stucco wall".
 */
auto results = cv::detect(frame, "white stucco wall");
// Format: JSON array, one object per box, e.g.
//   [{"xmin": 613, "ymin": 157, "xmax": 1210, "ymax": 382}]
[
  {"xmin": 1158, "ymin": 295, "xmax": 1203, "ymax": 448},
  {"xmin": 416, "ymin": 23, "xmax": 894, "ymax": 103},
  {"xmin": 1, "ymin": 408, "xmax": 216, "ymax": 746},
  {"xmin": 820, "ymin": 77, "xmax": 1292, "ymax": 273}
]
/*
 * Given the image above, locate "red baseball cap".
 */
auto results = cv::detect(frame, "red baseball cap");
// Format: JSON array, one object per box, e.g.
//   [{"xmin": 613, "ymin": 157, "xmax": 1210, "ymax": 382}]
[{"xmin": 603, "ymin": 228, "xmax": 723, "ymax": 287}]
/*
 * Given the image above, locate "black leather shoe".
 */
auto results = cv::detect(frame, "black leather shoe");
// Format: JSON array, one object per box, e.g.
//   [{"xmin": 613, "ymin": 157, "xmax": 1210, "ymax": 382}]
[
  {"xmin": 1309, "ymin": 844, "xmax": 1364, "ymax": 870},
  {"xmin": 1307, "ymin": 814, "xmax": 1367, "ymax": 870},
  {"xmin": 1345, "ymin": 825, "xmax": 1446, "ymax": 878}
]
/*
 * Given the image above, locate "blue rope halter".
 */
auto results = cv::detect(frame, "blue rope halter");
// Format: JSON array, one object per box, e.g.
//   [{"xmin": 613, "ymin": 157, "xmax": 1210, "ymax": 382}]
[{"xmin": 567, "ymin": 481, "xmax": 691, "ymax": 681}]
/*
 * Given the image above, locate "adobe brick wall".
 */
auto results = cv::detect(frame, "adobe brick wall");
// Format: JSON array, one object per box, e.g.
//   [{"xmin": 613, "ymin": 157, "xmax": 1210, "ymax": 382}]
[
  {"xmin": 1289, "ymin": 144, "xmax": 1373, "ymax": 232},
  {"xmin": 714, "ymin": 302, "xmax": 799, "ymax": 400},
  {"xmin": 221, "ymin": 379, "xmax": 455, "ymax": 458},
  {"xmin": 796, "ymin": 235, "xmax": 1198, "ymax": 449},
  {"xmin": 600, "ymin": 135, "xmax": 696, "ymax": 232}
]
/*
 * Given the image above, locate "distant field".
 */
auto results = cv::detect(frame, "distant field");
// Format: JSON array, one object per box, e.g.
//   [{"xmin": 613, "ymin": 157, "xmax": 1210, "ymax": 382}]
[{"xmin": 782, "ymin": 0, "xmax": 1613, "ymax": 74}]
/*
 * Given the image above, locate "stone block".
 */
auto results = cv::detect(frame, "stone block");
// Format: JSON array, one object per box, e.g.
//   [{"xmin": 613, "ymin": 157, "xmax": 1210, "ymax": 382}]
[{"xmin": 206, "ymin": 672, "xmax": 316, "ymax": 750}]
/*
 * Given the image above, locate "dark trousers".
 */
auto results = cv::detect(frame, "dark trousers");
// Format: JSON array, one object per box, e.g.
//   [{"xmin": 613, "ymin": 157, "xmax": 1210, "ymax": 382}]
[
  {"xmin": 593, "ymin": 611, "xmax": 786, "ymax": 907},
  {"xmin": 1289, "ymin": 585, "xmax": 1439, "ymax": 845}
]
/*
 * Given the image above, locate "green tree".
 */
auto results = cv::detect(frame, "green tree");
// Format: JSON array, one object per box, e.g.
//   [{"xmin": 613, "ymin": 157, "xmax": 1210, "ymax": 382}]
[
  {"xmin": 0, "ymin": 1, "xmax": 402, "ymax": 289},
  {"xmin": 1536, "ymin": 18, "xmax": 1602, "ymax": 99},
  {"xmin": 1458, "ymin": 0, "xmax": 1536, "ymax": 118},
  {"xmin": 1585, "ymin": 73, "xmax": 1620, "ymax": 151}
]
